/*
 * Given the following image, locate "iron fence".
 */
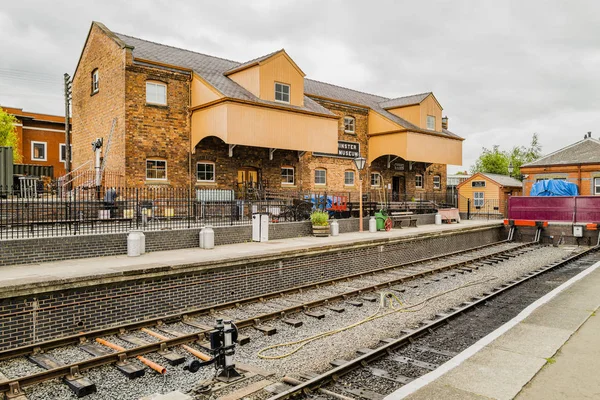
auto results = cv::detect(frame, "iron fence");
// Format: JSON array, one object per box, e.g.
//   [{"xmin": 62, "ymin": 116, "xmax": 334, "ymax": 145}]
[{"xmin": 458, "ymin": 195, "xmax": 507, "ymax": 220}]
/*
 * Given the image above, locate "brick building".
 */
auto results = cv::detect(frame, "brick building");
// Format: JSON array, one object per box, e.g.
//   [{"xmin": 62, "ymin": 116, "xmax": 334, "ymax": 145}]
[
  {"xmin": 521, "ymin": 133, "xmax": 600, "ymax": 196},
  {"xmin": 72, "ymin": 22, "xmax": 463, "ymax": 198},
  {"xmin": 1, "ymin": 106, "xmax": 70, "ymax": 177}
]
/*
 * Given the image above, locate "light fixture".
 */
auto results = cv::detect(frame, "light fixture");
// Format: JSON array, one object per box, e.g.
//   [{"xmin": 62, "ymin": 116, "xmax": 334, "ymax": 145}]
[{"xmin": 353, "ymin": 156, "xmax": 366, "ymax": 171}]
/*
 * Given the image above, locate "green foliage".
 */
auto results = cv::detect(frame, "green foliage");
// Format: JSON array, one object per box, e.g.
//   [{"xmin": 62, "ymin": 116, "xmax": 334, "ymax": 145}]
[
  {"xmin": 470, "ymin": 133, "xmax": 542, "ymax": 180},
  {"xmin": 310, "ymin": 210, "xmax": 329, "ymax": 226},
  {"xmin": 545, "ymin": 357, "xmax": 556, "ymax": 364},
  {"xmin": 0, "ymin": 109, "xmax": 22, "ymax": 162}
]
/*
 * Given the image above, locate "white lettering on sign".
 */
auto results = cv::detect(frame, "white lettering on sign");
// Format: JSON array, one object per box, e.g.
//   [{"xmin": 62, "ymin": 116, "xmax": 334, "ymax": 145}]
[
  {"xmin": 314, "ymin": 141, "xmax": 360, "ymax": 159},
  {"xmin": 394, "ymin": 163, "xmax": 405, "ymax": 171}
]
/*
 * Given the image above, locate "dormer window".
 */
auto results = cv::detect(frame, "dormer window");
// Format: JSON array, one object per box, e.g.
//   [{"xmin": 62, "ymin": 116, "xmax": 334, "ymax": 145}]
[
  {"xmin": 427, "ymin": 115, "xmax": 435, "ymax": 130},
  {"xmin": 274, "ymin": 82, "xmax": 290, "ymax": 103},
  {"xmin": 344, "ymin": 116, "xmax": 355, "ymax": 134},
  {"xmin": 91, "ymin": 69, "xmax": 99, "ymax": 94}
]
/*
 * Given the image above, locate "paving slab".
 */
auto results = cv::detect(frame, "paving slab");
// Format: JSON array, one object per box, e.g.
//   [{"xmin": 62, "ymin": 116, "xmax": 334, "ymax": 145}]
[
  {"xmin": 402, "ymin": 382, "xmax": 492, "ymax": 400},
  {"xmin": 520, "ymin": 304, "xmax": 591, "ymax": 331},
  {"xmin": 487, "ymin": 323, "xmax": 572, "ymax": 359}
]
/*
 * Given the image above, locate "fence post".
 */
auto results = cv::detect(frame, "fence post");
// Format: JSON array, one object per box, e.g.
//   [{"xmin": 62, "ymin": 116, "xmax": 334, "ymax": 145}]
[
  {"xmin": 136, "ymin": 188, "xmax": 139, "ymax": 229},
  {"xmin": 467, "ymin": 198, "xmax": 471, "ymax": 220}
]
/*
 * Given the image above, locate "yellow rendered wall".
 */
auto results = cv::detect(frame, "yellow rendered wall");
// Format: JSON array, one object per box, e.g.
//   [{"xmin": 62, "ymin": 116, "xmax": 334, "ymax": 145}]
[
  {"xmin": 419, "ymin": 95, "xmax": 442, "ymax": 131},
  {"xmin": 388, "ymin": 105, "xmax": 420, "ymax": 127},
  {"xmin": 259, "ymin": 53, "xmax": 304, "ymax": 106},
  {"xmin": 191, "ymin": 102, "xmax": 338, "ymax": 153},
  {"xmin": 368, "ymin": 110, "xmax": 402, "ymax": 134},
  {"xmin": 191, "ymin": 76, "xmax": 222, "ymax": 106},
  {"xmin": 457, "ymin": 175, "xmax": 501, "ymax": 212},
  {"xmin": 228, "ymin": 66, "xmax": 260, "ymax": 97},
  {"xmin": 368, "ymin": 131, "xmax": 462, "ymax": 165}
]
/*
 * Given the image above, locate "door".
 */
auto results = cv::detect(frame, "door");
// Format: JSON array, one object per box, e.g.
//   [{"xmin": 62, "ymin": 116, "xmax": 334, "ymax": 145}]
[
  {"xmin": 237, "ymin": 167, "xmax": 259, "ymax": 189},
  {"xmin": 392, "ymin": 176, "xmax": 405, "ymax": 201}
]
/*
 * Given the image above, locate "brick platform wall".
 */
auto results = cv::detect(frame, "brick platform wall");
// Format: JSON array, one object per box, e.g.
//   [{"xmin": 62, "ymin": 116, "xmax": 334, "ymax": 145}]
[{"xmin": 0, "ymin": 225, "xmax": 503, "ymax": 350}]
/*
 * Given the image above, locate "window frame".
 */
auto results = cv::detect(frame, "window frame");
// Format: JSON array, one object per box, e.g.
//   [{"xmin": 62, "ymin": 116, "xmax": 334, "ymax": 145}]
[
  {"xmin": 274, "ymin": 82, "xmax": 290, "ymax": 103},
  {"xmin": 415, "ymin": 174, "xmax": 423, "ymax": 188},
  {"xmin": 594, "ymin": 177, "xmax": 600, "ymax": 195},
  {"xmin": 91, "ymin": 69, "xmax": 99, "ymax": 94},
  {"xmin": 59, "ymin": 143, "xmax": 72, "ymax": 162},
  {"xmin": 146, "ymin": 159, "xmax": 168, "ymax": 181},
  {"xmin": 146, "ymin": 81, "xmax": 168, "ymax": 106},
  {"xmin": 196, "ymin": 161, "xmax": 215, "ymax": 183},
  {"xmin": 370, "ymin": 172, "xmax": 382, "ymax": 188},
  {"xmin": 344, "ymin": 170, "xmax": 355, "ymax": 186},
  {"xmin": 343, "ymin": 116, "xmax": 355, "ymax": 134},
  {"xmin": 474, "ymin": 191, "xmax": 485, "ymax": 207},
  {"xmin": 314, "ymin": 168, "xmax": 327, "ymax": 185},
  {"xmin": 281, "ymin": 166, "xmax": 295, "ymax": 185},
  {"xmin": 31, "ymin": 141, "xmax": 47, "ymax": 161},
  {"xmin": 433, "ymin": 175, "xmax": 441, "ymax": 189},
  {"xmin": 426, "ymin": 115, "xmax": 435, "ymax": 130}
]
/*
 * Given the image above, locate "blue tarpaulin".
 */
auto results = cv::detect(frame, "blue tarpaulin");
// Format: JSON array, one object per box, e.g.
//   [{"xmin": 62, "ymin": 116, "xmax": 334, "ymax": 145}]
[{"xmin": 530, "ymin": 180, "xmax": 579, "ymax": 196}]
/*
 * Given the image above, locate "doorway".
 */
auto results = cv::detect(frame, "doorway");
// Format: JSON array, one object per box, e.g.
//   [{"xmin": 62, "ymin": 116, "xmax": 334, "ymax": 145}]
[
  {"xmin": 237, "ymin": 167, "xmax": 259, "ymax": 189},
  {"xmin": 392, "ymin": 176, "xmax": 405, "ymax": 201}
]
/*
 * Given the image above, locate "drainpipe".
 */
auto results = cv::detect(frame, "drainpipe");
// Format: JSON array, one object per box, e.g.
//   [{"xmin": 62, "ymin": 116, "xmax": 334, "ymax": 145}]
[{"xmin": 578, "ymin": 164, "xmax": 582, "ymax": 194}]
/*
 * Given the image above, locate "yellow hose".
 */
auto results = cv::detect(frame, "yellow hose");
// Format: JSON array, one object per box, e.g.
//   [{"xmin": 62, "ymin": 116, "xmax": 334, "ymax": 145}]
[{"xmin": 257, "ymin": 276, "xmax": 496, "ymax": 360}]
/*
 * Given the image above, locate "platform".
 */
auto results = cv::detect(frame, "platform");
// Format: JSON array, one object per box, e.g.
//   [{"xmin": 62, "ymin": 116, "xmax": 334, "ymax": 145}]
[
  {"xmin": 388, "ymin": 260, "xmax": 600, "ymax": 400},
  {"xmin": 0, "ymin": 220, "xmax": 501, "ymax": 296}
]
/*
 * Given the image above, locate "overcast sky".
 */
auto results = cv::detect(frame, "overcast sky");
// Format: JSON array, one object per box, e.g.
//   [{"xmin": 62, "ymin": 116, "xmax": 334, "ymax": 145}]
[{"xmin": 1, "ymin": 0, "xmax": 599, "ymax": 172}]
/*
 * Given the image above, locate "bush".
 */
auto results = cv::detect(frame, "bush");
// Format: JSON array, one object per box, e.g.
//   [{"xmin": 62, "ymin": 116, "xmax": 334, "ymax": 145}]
[{"xmin": 310, "ymin": 210, "xmax": 329, "ymax": 226}]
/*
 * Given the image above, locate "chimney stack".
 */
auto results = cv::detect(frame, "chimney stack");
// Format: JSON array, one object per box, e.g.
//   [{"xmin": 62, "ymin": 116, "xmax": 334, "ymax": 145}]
[
  {"xmin": 441, "ymin": 116, "xmax": 448, "ymax": 130},
  {"xmin": 588, "ymin": 132, "xmax": 592, "ymax": 138}
]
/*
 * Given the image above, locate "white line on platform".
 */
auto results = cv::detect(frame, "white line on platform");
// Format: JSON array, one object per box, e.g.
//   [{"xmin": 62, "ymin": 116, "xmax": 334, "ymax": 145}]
[{"xmin": 385, "ymin": 258, "xmax": 600, "ymax": 399}]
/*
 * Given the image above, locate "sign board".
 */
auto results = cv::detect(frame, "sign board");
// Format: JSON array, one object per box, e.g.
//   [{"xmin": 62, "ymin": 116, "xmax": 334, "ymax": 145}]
[
  {"xmin": 314, "ymin": 141, "xmax": 360, "ymax": 159},
  {"xmin": 393, "ymin": 163, "xmax": 405, "ymax": 171},
  {"xmin": 472, "ymin": 181, "xmax": 486, "ymax": 188}
]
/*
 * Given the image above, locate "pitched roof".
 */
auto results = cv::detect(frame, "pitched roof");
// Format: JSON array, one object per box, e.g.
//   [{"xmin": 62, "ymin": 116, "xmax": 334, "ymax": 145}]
[
  {"xmin": 522, "ymin": 137, "xmax": 600, "ymax": 167},
  {"xmin": 114, "ymin": 33, "xmax": 333, "ymax": 116},
  {"xmin": 480, "ymin": 173, "xmax": 522, "ymax": 187},
  {"xmin": 378, "ymin": 93, "xmax": 431, "ymax": 109},
  {"xmin": 223, "ymin": 49, "xmax": 283, "ymax": 75}
]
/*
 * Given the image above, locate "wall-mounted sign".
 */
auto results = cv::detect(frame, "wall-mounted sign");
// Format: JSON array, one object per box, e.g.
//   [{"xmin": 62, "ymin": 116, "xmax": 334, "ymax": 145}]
[
  {"xmin": 393, "ymin": 163, "xmax": 405, "ymax": 171},
  {"xmin": 314, "ymin": 141, "xmax": 360, "ymax": 159},
  {"xmin": 472, "ymin": 181, "xmax": 486, "ymax": 188}
]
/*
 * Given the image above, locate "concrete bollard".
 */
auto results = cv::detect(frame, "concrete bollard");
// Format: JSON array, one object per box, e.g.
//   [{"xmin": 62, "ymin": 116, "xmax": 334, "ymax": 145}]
[
  {"xmin": 330, "ymin": 220, "xmax": 339, "ymax": 236},
  {"xmin": 435, "ymin": 213, "xmax": 442, "ymax": 225},
  {"xmin": 199, "ymin": 226, "xmax": 206, "ymax": 248},
  {"xmin": 127, "ymin": 231, "xmax": 141, "ymax": 257},
  {"xmin": 203, "ymin": 225, "xmax": 214, "ymax": 249},
  {"xmin": 132, "ymin": 230, "xmax": 146, "ymax": 254},
  {"xmin": 369, "ymin": 217, "xmax": 377, "ymax": 233}
]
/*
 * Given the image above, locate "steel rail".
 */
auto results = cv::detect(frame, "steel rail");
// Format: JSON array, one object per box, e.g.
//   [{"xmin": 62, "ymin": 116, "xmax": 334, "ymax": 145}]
[
  {"xmin": 0, "ymin": 240, "xmax": 537, "ymax": 395},
  {"xmin": 267, "ymin": 245, "xmax": 600, "ymax": 400},
  {"xmin": 0, "ymin": 238, "xmax": 518, "ymax": 361}
]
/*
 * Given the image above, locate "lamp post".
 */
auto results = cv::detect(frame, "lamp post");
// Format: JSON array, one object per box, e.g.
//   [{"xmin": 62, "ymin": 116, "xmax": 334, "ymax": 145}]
[
  {"xmin": 353, "ymin": 156, "xmax": 367, "ymax": 232},
  {"xmin": 508, "ymin": 161, "xmax": 514, "ymax": 177}
]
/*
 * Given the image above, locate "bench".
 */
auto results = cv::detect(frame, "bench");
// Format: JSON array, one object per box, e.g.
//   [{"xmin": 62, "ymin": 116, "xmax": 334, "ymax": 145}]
[
  {"xmin": 348, "ymin": 201, "xmax": 378, "ymax": 218},
  {"xmin": 390, "ymin": 215, "xmax": 418, "ymax": 228}
]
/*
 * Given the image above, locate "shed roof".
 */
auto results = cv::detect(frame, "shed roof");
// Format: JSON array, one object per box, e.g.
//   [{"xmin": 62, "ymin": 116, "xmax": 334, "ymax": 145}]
[{"xmin": 522, "ymin": 137, "xmax": 600, "ymax": 167}]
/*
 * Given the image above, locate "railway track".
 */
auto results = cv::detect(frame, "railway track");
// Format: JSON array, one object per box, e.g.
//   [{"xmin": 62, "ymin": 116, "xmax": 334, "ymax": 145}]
[
  {"xmin": 0, "ymin": 239, "xmax": 540, "ymax": 399},
  {"xmin": 266, "ymin": 245, "xmax": 600, "ymax": 400}
]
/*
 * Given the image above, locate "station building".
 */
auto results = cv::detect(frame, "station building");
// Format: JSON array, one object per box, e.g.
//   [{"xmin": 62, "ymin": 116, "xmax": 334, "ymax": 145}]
[
  {"xmin": 1, "ymin": 106, "xmax": 69, "ymax": 177},
  {"xmin": 521, "ymin": 133, "xmax": 600, "ymax": 196},
  {"xmin": 71, "ymin": 22, "xmax": 463, "ymax": 197}
]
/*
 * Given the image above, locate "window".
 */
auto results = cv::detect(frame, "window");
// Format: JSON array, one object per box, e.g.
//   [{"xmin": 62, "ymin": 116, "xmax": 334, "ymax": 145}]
[
  {"xmin": 433, "ymin": 175, "xmax": 441, "ymax": 189},
  {"xmin": 471, "ymin": 181, "xmax": 486, "ymax": 187},
  {"xmin": 31, "ymin": 141, "xmax": 46, "ymax": 161},
  {"xmin": 146, "ymin": 81, "xmax": 167, "ymax": 105},
  {"xmin": 59, "ymin": 144, "xmax": 72, "ymax": 162},
  {"xmin": 91, "ymin": 69, "xmax": 99, "ymax": 94},
  {"xmin": 370, "ymin": 172, "xmax": 381, "ymax": 187},
  {"xmin": 427, "ymin": 115, "xmax": 435, "ymax": 130},
  {"xmin": 197, "ymin": 162, "xmax": 215, "ymax": 182},
  {"xmin": 146, "ymin": 159, "xmax": 167, "ymax": 180},
  {"xmin": 474, "ymin": 192, "xmax": 484, "ymax": 207},
  {"xmin": 315, "ymin": 169, "xmax": 326, "ymax": 185},
  {"xmin": 595, "ymin": 178, "xmax": 600, "ymax": 195},
  {"xmin": 415, "ymin": 174, "xmax": 423, "ymax": 188},
  {"xmin": 281, "ymin": 167, "xmax": 295, "ymax": 185},
  {"xmin": 344, "ymin": 171, "xmax": 355, "ymax": 186},
  {"xmin": 274, "ymin": 82, "xmax": 290, "ymax": 103},
  {"xmin": 344, "ymin": 116, "xmax": 355, "ymax": 134}
]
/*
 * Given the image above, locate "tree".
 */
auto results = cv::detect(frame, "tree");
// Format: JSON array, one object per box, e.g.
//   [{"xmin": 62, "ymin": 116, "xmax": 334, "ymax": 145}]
[
  {"xmin": 0, "ymin": 108, "xmax": 22, "ymax": 162},
  {"xmin": 470, "ymin": 133, "xmax": 542, "ymax": 179}
]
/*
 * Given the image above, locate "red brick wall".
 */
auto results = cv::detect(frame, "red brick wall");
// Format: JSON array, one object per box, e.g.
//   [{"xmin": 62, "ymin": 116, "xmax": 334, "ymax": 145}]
[
  {"xmin": 18, "ymin": 119, "xmax": 68, "ymax": 176},
  {"xmin": 520, "ymin": 165, "xmax": 600, "ymax": 196}
]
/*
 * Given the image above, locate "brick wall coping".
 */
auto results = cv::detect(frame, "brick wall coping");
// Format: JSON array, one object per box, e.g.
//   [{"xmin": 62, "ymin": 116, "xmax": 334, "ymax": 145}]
[{"xmin": 0, "ymin": 221, "xmax": 503, "ymax": 299}]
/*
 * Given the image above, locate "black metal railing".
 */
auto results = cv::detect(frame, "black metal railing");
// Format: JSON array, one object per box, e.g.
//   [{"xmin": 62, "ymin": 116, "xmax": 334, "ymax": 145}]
[{"xmin": 458, "ymin": 195, "xmax": 507, "ymax": 220}]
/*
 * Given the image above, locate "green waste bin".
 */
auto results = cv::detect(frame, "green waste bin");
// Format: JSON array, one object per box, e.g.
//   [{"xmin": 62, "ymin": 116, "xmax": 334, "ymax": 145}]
[{"xmin": 375, "ymin": 211, "xmax": 386, "ymax": 231}]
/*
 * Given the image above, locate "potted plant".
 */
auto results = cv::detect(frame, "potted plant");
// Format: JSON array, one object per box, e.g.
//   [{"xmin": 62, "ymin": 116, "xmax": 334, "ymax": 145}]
[{"xmin": 310, "ymin": 210, "xmax": 330, "ymax": 237}]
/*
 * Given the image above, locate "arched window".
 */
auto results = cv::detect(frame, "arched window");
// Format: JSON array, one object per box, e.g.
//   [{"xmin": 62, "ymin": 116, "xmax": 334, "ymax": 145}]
[
  {"xmin": 344, "ymin": 116, "xmax": 355, "ymax": 134},
  {"xmin": 315, "ymin": 168, "xmax": 327, "ymax": 185},
  {"xmin": 146, "ymin": 81, "xmax": 167, "ymax": 105},
  {"xmin": 370, "ymin": 172, "xmax": 382, "ymax": 187},
  {"xmin": 91, "ymin": 69, "xmax": 99, "ymax": 94},
  {"xmin": 344, "ymin": 170, "xmax": 355, "ymax": 186}
]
